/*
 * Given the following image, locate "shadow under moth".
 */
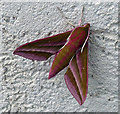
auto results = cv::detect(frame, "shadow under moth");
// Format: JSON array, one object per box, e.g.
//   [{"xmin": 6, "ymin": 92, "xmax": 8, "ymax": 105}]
[{"xmin": 13, "ymin": 7, "xmax": 90, "ymax": 105}]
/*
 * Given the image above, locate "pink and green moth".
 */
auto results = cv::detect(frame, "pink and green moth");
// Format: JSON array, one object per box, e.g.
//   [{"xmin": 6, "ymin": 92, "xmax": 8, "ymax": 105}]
[{"xmin": 13, "ymin": 8, "xmax": 90, "ymax": 105}]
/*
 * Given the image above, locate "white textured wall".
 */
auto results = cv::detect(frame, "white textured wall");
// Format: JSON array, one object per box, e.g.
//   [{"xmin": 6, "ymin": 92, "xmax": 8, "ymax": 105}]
[{"xmin": 1, "ymin": 2, "xmax": 118, "ymax": 112}]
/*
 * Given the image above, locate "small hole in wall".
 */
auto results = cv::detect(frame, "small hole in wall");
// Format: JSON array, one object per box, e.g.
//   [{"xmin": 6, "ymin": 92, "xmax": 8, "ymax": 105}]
[
  {"xmin": 102, "ymin": 49, "xmax": 105, "ymax": 53},
  {"xmin": 47, "ymin": 31, "xmax": 52, "ymax": 36},
  {"xmin": 91, "ymin": 75, "xmax": 94, "ymax": 78}
]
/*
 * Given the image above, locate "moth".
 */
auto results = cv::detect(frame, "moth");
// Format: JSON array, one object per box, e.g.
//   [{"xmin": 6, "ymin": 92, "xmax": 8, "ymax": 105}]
[{"xmin": 13, "ymin": 7, "xmax": 90, "ymax": 105}]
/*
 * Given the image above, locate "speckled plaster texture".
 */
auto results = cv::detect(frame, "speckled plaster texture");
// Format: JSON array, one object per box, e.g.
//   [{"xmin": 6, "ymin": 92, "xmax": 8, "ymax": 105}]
[{"xmin": 0, "ymin": 2, "xmax": 118, "ymax": 112}]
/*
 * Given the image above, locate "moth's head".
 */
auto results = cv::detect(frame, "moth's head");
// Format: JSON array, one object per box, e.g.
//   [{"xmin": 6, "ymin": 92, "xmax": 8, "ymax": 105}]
[
  {"xmin": 83, "ymin": 23, "xmax": 90, "ymax": 28},
  {"xmin": 80, "ymin": 23, "xmax": 90, "ymax": 32}
]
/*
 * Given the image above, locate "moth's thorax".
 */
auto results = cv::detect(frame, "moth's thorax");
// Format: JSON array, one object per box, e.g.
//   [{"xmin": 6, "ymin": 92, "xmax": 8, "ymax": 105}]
[{"xmin": 68, "ymin": 23, "xmax": 90, "ymax": 48}]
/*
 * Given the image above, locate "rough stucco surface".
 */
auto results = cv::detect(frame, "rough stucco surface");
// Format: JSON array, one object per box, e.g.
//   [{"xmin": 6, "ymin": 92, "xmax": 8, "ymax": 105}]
[{"xmin": 0, "ymin": 2, "xmax": 118, "ymax": 112}]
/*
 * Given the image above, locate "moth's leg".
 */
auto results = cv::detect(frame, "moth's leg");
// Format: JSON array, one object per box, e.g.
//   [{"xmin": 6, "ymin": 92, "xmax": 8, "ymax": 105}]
[
  {"xmin": 40, "ymin": 6, "xmax": 48, "ymax": 11},
  {"xmin": 89, "ymin": 38, "xmax": 104, "ymax": 49},
  {"xmin": 57, "ymin": 7, "xmax": 75, "ymax": 28},
  {"xmin": 91, "ymin": 29, "xmax": 118, "ymax": 50},
  {"xmin": 89, "ymin": 32, "xmax": 104, "ymax": 49},
  {"xmin": 78, "ymin": 6, "xmax": 84, "ymax": 26},
  {"xmin": 91, "ymin": 28, "xmax": 118, "ymax": 35}
]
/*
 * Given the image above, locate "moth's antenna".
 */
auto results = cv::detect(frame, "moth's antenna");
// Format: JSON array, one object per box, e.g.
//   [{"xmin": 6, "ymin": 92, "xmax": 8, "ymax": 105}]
[
  {"xmin": 78, "ymin": 6, "xmax": 84, "ymax": 26},
  {"xmin": 78, "ymin": 6, "xmax": 87, "ymax": 53},
  {"xmin": 57, "ymin": 7, "xmax": 75, "ymax": 28}
]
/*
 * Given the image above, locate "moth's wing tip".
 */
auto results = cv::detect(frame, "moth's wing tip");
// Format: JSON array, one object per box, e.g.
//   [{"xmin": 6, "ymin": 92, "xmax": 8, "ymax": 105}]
[
  {"xmin": 64, "ymin": 74, "xmax": 87, "ymax": 106},
  {"xmin": 64, "ymin": 73, "xmax": 82, "ymax": 105},
  {"xmin": 13, "ymin": 45, "xmax": 22, "ymax": 55},
  {"xmin": 48, "ymin": 76, "xmax": 51, "ymax": 79},
  {"xmin": 48, "ymin": 71, "xmax": 53, "ymax": 79},
  {"xmin": 48, "ymin": 72, "xmax": 55, "ymax": 79},
  {"xmin": 13, "ymin": 50, "xmax": 16, "ymax": 55},
  {"xmin": 48, "ymin": 75, "xmax": 54, "ymax": 79},
  {"xmin": 13, "ymin": 49, "xmax": 19, "ymax": 55},
  {"xmin": 80, "ymin": 95, "xmax": 87, "ymax": 105}
]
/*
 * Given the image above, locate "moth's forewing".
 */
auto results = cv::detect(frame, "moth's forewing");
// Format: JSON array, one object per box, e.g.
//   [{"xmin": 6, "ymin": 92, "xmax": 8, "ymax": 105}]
[{"xmin": 13, "ymin": 30, "xmax": 72, "ymax": 61}]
